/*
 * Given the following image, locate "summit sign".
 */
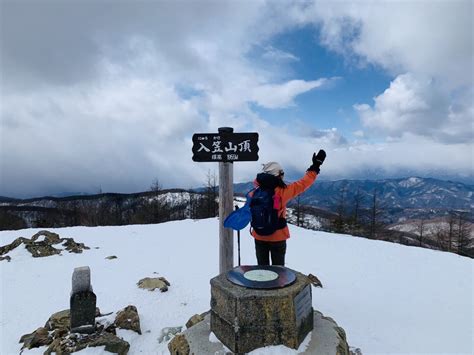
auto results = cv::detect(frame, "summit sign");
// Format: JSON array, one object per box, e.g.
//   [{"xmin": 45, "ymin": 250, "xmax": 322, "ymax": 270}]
[{"xmin": 192, "ymin": 132, "xmax": 259, "ymax": 162}]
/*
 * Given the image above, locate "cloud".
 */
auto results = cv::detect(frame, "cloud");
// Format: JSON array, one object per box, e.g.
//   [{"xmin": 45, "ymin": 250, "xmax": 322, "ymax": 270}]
[
  {"xmin": 285, "ymin": 1, "xmax": 473, "ymax": 145},
  {"xmin": 292, "ymin": 0, "xmax": 473, "ymax": 88},
  {"xmin": 251, "ymin": 78, "xmax": 331, "ymax": 109},
  {"xmin": 1, "ymin": 1, "xmax": 472, "ymax": 197},
  {"xmin": 262, "ymin": 46, "xmax": 299, "ymax": 62},
  {"xmin": 354, "ymin": 73, "xmax": 473, "ymax": 143}
]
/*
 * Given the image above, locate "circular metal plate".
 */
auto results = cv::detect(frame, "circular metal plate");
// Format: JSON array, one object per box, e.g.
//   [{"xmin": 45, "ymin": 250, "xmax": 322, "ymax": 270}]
[{"xmin": 226, "ymin": 265, "xmax": 296, "ymax": 289}]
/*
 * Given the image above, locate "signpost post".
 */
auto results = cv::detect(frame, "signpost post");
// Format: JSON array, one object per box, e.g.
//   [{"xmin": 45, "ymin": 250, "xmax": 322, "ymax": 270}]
[{"xmin": 192, "ymin": 127, "xmax": 259, "ymax": 274}]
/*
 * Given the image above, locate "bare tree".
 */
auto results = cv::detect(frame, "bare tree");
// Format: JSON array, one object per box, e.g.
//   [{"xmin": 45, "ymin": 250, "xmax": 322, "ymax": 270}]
[
  {"xmin": 295, "ymin": 195, "xmax": 303, "ymax": 227},
  {"xmin": 417, "ymin": 218, "xmax": 426, "ymax": 247},
  {"xmin": 369, "ymin": 188, "xmax": 385, "ymax": 239},
  {"xmin": 204, "ymin": 170, "xmax": 218, "ymax": 218},
  {"xmin": 333, "ymin": 183, "xmax": 347, "ymax": 233},
  {"xmin": 456, "ymin": 211, "xmax": 471, "ymax": 255},
  {"xmin": 447, "ymin": 211, "xmax": 456, "ymax": 252},
  {"xmin": 150, "ymin": 178, "xmax": 162, "ymax": 193},
  {"xmin": 349, "ymin": 187, "xmax": 365, "ymax": 233}
]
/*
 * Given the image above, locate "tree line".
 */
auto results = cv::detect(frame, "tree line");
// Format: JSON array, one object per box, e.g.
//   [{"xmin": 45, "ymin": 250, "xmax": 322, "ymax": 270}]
[
  {"xmin": 291, "ymin": 185, "xmax": 473, "ymax": 258},
  {"xmin": 0, "ymin": 173, "xmax": 219, "ymax": 231}
]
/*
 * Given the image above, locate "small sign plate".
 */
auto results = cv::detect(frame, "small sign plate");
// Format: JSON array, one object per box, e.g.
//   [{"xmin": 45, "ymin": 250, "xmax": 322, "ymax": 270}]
[
  {"xmin": 294, "ymin": 285, "xmax": 312, "ymax": 326},
  {"xmin": 192, "ymin": 132, "xmax": 259, "ymax": 162}
]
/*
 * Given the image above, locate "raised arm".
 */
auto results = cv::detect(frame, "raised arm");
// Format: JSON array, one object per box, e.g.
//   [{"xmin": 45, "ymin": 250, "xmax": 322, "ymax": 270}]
[{"xmin": 280, "ymin": 150, "xmax": 326, "ymax": 205}]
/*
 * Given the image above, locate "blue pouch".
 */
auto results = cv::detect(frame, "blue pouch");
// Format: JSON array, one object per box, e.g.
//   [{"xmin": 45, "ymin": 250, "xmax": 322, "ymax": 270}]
[{"xmin": 224, "ymin": 190, "xmax": 254, "ymax": 231}]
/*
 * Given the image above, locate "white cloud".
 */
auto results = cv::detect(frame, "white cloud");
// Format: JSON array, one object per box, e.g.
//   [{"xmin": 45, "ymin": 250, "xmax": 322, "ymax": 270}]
[
  {"xmin": 1, "ymin": 1, "xmax": 472, "ymax": 197},
  {"xmin": 292, "ymin": 0, "xmax": 473, "ymax": 88},
  {"xmin": 251, "ymin": 79, "xmax": 331, "ymax": 109},
  {"xmin": 354, "ymin": 73, "xmax": 473, "ymax": 143},
  {"xmin": 286, "ymin": 1, "xmax": 473, "ymax": 145},
  {"xmin": 262, "ymin": 46, "xmax": 299, "ymax": 62}
]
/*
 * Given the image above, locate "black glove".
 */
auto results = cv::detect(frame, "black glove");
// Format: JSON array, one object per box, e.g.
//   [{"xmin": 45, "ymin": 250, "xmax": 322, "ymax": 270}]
[{"xmin": 307, "ymin": 149, "xmax": 326, "ymax": 174}]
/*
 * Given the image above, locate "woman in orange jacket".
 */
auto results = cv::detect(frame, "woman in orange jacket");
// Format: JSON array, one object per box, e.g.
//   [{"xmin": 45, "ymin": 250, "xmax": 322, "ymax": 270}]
[{"xmin": 250, "ymin": 150, "xmax": 326, "ymax": 266}]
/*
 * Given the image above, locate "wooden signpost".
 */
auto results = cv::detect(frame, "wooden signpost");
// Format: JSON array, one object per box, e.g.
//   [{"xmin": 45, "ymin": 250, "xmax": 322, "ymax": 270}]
[{"xmin": 192, "ymin": 127, "xmax": 259, "ymax": 273}]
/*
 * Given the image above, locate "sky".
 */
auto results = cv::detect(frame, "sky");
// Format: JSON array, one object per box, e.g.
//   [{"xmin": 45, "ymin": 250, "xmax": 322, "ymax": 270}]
[{"xmin": 0, "ymin": 0, "xmax": 473, "ymax": 198}]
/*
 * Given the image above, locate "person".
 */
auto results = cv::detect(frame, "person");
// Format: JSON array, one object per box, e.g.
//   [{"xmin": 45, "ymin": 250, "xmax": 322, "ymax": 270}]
[{"xmin": 250, "ymin": 150, "xmax": 326, "ymax": 266}]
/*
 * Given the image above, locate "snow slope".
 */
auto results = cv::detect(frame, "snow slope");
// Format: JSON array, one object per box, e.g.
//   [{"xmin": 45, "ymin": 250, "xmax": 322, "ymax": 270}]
[{"xmin": 1, "ymin": 219, "xmax": 473, "ymax": 354}]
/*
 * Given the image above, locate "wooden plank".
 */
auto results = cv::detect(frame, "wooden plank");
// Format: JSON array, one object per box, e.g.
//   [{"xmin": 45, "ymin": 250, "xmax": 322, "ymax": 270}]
[{"xmin": 218, "ymin": 127, "xmax": 234, "ymax": 273}]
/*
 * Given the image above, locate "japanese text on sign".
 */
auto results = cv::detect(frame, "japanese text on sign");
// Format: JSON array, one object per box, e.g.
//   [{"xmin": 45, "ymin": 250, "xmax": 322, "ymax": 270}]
[{"xmin": 192, "ymin": 133, "xmax": 259, "ymax": 162}]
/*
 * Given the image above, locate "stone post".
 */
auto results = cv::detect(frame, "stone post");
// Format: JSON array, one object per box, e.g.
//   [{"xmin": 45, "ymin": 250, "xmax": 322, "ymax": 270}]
[{"xmin": 70, "ymin": 266, "xmax": 96, "ymax": 334}]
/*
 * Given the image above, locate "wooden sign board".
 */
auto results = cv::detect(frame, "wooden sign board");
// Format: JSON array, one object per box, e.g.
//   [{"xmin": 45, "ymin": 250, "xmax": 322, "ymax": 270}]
[{"xmin": 192, "ymin": 132, "xmax": 259, "ymax": 162}]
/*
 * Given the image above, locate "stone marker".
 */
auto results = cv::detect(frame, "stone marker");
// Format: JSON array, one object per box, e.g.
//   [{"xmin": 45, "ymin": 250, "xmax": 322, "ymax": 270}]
[
  {"xmin": 210, "ymin": 267, "xmax": 314, "ymax": 353},
  {"xmin": 70, "ymin": 266, "xmax": 96, "ymax": 334}
]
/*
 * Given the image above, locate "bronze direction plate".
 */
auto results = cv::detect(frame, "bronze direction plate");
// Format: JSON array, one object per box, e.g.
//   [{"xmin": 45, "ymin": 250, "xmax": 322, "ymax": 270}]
[{"xmin": 226, "ymin": 265, "xmax": 296, "ymax": 289}]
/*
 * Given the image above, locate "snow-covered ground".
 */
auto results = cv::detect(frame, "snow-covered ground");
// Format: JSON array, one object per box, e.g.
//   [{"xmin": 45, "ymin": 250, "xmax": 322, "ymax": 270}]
[{"xmin": 1, "ymin": 219, "xmax": 473, "ymax": 354}]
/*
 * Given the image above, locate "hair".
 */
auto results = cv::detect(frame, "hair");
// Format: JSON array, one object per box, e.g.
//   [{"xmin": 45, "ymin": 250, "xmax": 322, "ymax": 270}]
[{"xmin": 277, "ymin": 177, "xmax": 287, "ymax": 188}]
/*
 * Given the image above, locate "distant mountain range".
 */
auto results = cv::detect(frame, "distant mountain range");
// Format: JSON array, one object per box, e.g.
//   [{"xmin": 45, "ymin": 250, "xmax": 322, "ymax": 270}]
[
  {"xmin": 1, "ymin": 176, "xmax": 472, "ymax": 226},
  {"xmin": 234, "ymin": 176, "xmax": 473, "ymax": 223}
]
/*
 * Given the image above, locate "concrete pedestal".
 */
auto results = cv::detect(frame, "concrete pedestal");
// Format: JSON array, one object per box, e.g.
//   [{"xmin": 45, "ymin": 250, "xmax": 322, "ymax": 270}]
[
  {"xmin": 210, "ymin": 268, "xmax": 313, "ymax": 354},
  {"xmin": 168, "ymin": 311, "xmax": 351, "ymax": 355}
]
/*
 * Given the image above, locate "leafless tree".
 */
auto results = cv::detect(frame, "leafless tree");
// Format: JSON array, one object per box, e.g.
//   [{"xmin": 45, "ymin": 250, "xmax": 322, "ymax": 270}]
[
  {"xmin": 204, "ymin": 170, "xmax": 218, "ymax": 218},
  {"xmin": 456, "ymin": 211, "xmax": 471, "ymax": 255},
  {"xmin": 369, "ymin": 188, "xmax": 385, "ymax": 239},
  {"xmin": 447, "ymin": 211, "xmax": 457, "ymax": 252},
  {"xmin": 295, "ymin": 195, "xmax": 304, "ymax": 227},
  {"xmin": 150, "ymin": 178, "xmax": 162, "ymax": 193},
  {"xmin": 333, "ymin": 183, "xmax": 347, "ymax": 233},
  {"xmin": 417, "ymin": 218, "xmax": 426, "ymax": 247}
]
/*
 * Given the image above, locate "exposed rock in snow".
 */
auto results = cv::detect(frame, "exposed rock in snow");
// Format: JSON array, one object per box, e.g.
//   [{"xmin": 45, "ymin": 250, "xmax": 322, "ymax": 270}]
[
  {"xmin": 115, "ymin": 305, "xmax": 141, "ymax": 335},
  {"xmin": 0, "ymin": 231, "xmax": 89, "ymax": 260},
  {"xmin": 137, "ymin": 276, "xmax": 170, "ymax": 292},
  {"xmin": 19, "ymin": 306, "xmax": 134, "ymax": 354}
]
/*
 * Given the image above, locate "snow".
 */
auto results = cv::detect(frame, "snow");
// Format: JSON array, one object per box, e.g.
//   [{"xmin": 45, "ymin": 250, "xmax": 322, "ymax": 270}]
[
  {"xmin": 399, "ymin": 177, "xmax": 423, "ymax": 188},
  {"xmin": 1, "ymin": 219, "xmax": 473, "ymax": 354}
]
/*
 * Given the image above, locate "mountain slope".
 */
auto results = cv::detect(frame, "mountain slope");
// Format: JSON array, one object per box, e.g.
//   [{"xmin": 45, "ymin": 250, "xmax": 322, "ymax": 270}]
[
  {"xmin": 1, "ymin": 220, "xmax": 472, "ymax": 354},
  {"xmin": 235, "ymin": 176, "xmax": 473, "ymax": 222}
]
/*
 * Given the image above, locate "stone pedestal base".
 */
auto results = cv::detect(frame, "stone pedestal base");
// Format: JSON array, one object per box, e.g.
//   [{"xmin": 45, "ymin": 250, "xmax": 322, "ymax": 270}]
[
  {"xmin": 210, "ymin": 268, "xmax": 313, "ymax": 353},
  {"xmin": 168, "ymin": 311, "xmax": 351, "ymax": 355}
]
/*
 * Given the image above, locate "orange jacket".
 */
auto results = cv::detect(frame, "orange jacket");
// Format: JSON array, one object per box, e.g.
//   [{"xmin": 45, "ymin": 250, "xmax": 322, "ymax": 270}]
[{"xmin": 251, "ymin": 171, "xmax": 317, "ymax": 242}]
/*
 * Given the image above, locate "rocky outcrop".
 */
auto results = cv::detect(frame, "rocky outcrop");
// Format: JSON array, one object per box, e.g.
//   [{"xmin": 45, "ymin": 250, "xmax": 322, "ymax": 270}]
[
  {"xmin": 0, "ymin": 231, "xmax": 89, "ymax": 261},
  {"xmin": 19, "ymin": 305, "xmax": 140, "ymax": 354},
  {"xmin": 137, "ymin": 277, "xmax": 170, "ymax": 292}
]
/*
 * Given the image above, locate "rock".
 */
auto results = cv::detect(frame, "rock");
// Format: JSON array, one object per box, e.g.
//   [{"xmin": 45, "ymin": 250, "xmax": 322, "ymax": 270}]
[
  {"xmin": 106, "ymin": 255, "xmax": 118, "ymax": 260},
  {"xmin": 137, "ymin": 277, "xmax": 170, "ymax": 292},
  {"xmin": 168, "ymin": 333, "xmax": 190, "ymax": 355},
  {"xmin": 350, "ymin": 346, "xmax": 363, "ymax": 354},
  {"xmin": 186, "ymin": 313, "xmax": 205, "ymax": 329},
  {"xmin": 115, "ymin": 305, "xmax": 141, "ymax": 334},
  {"xmin": 19, "ymin": 327, "xmax": 52, "ymax": 350},
  {"xmin": 62, "ymin": 238, "xmax": 90, "ymax": 253},
  {"xmin": 25, "ymin": 241, "xmax": 61, "ymax": 258},
  {"xmin": 308, "ymin": 273, "xmax": 323, "ymax": 288},
  {"xmin": 158, "ymin": 326, "xmax": 182, "ymax": 343},
  {"xmin": 31, "ymin": 230, "xmax": 61, "ymax": 244},
  {"xmin": 45, "ymin": 309, "xmax": 70, "ymax": 331},
  {"xmin": 0, "ymin": 255, "xmax": 11, "ymax": 262},
  {"xmin": 85, "ymin": 332, "xmax": 130, "ymax": 354},
  {"xmin": 45, "ymin": 332, "xmax": 130, "ymax": 355},
  {"xmin": 0, "ymin": 237, "xmax": 29, "ymax": 255}
]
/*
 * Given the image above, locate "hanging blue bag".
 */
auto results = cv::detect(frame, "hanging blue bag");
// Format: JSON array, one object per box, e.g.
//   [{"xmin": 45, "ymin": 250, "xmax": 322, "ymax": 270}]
[{"xmin": 224, "ymin": 190, "xmax": 254, "ymax": 231}]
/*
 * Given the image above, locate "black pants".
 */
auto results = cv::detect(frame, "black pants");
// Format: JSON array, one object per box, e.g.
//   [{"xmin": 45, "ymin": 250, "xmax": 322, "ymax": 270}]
[{"xmin": 255, "ymin": 239, "xmax": 287, "ymax": 266}]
